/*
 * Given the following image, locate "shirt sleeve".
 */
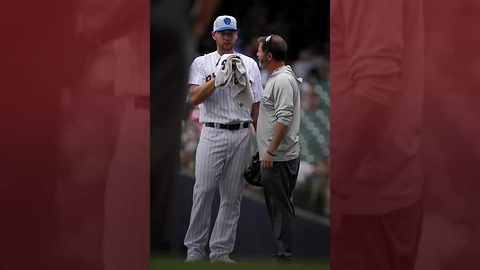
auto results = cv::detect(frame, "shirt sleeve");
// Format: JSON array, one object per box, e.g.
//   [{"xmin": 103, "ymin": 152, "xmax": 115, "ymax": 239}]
[
  {"xmin": 342, "ymin": 0, "xmax": 404, "ymax": 106},
  {"xmin": 188, "ymin": 56, "xmax": 205, "ymax": 86},
  {"xmin": 273, "ymin": 75, "xmax": 294, "ymax": 127},
  {"xmin": 248, "ymin": 59, "xmax": 264, "ymax": 103}
]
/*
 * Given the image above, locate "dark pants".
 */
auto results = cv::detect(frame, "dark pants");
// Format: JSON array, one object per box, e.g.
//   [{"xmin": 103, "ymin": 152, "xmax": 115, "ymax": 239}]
[
  {"xmin": 331, "ymin": 198, "xmax": 423, "ymax": 270},
  {"xmin": 261, "ymin": 157, "xmax": 300, "ymax": 259}
]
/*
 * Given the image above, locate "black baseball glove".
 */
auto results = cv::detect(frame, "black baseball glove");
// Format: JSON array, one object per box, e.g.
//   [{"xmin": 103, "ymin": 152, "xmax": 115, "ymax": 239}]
[{"xmin": 244, "ymin": 152, "xmax": 262, "ymax": 187}]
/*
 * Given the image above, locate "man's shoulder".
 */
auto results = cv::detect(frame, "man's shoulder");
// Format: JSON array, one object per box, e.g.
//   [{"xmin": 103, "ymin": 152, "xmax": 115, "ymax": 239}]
[
  {"xmin": 235, "ymin": 52, "xmax": 255, "ymax": 63},
  {"xmin": 273, "ymin": 73, "xmax": 301, "ymax": 92},
  {"xmin": 193, "ymin": 51, "xmax": 218, "ymax": 61},
  {"xmin": 191, "ymin": 52, "xmax": 219, "ymax": 68},
  {"xmin": 274, "ymin": 72, "xmax": 293, "ymax": 82}
]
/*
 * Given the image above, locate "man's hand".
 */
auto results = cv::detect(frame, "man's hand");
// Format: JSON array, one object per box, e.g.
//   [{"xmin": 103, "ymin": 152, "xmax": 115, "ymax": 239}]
[
  {"xmin": 261, "ymin": 152, "xmax": 274, "ymax": 169},
  {"xmin": 189, "ymin": 77, "xmax": 216, "ymax": 106},
  {"xmin": 261, "ymin": 122, "xmax": 288, "ymax": 169}
]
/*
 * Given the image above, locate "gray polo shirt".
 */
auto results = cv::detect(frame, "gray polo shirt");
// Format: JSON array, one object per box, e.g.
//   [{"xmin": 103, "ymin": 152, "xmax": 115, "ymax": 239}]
[{"xmin": 257, "ymin": 65, "xmax": 302, "ymax": 161}]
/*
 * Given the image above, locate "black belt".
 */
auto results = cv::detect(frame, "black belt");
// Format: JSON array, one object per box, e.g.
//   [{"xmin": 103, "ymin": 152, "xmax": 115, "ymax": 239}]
[{"xmin": 204, "ymin": 122, "xmax": 250, "ymax": 130}]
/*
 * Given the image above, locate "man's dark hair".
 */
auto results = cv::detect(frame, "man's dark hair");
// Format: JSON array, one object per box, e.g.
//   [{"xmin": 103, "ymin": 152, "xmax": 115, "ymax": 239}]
[{"xmin": 258, "ymin": 34, "xmax": 287, "ymax": 62}]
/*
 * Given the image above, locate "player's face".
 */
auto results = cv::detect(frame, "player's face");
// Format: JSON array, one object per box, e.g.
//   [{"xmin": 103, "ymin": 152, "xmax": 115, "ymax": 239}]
[
  {"xmin": 256, "ymin": 42, "xmax": 269, "ymax": 69},
  {"xmin": 213, "ymin": 30, "xmax": 238, "ymax": 52}
]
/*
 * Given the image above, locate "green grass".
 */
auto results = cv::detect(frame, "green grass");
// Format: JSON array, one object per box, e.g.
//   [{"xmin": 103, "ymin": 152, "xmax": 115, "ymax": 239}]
[{"xmin": 151, "ymin": 255, "xmax": 329, "ymax": 270}]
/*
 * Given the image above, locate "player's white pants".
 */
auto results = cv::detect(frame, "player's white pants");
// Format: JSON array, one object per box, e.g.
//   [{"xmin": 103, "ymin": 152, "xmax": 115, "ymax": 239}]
[{"xmin": 184, "ymin": 126, "xmax": 252, "ymax": 260}]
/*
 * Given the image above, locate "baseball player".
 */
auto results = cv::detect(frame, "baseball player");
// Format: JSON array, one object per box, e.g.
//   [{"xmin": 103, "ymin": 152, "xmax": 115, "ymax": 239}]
[{"xmin": 184, "ymin": 15, "xmax": 263, "ymax": 263}]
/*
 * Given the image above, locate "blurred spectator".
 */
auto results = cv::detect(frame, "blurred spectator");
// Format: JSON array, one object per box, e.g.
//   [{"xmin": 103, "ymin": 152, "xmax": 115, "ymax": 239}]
[
  {"xmin": 180, "ymin": 107, "xmax": 203, "ymax": 172},
  {"xmin": 330, "ymin": 0, "xmax": 425, "ymax": 269},
  {"xmin": 240, "ymin": 0, "xmax": 273, "ymax": 39},
  {"xmin": 293, "ymin": 157, "xmax": 330, "ymax": 216},
  {"xmin": 301, "ymin": 88, "xmax": 320, "ymax": 112},
  {"xmin": 292, "ymin": 49, "xmax": 316, "ymax": 79},
  {"xmin": 314, "ymin": 156, "xmax": 330, "ymax": 216}
]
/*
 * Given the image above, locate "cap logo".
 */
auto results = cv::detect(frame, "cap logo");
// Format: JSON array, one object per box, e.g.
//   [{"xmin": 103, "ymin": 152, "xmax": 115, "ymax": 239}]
[{"xmin": 224, "ymin": 18, "xmax": 231, "ymax": 25}]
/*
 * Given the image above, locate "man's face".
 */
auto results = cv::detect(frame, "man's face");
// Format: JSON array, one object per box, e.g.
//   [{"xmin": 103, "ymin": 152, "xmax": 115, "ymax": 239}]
[
  {"xmin": 256, "ymin": 42, "xmax": 269, "ymax": 69},
  {"xmin": 213, "ymin": 30, "xmax": 238, "ymax": 52}
]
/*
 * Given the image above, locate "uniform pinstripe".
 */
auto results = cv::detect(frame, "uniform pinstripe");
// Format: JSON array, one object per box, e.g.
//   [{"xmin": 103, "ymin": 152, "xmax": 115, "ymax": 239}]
[{"xmin": 184, "ymin": 51, "xmax": 263, "ymax": 261}]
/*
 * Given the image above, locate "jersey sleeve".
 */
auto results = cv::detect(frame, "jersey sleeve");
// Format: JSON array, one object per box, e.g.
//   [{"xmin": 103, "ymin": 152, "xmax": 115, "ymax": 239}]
[
  {"xmin": 247, "ymin": 58, "xmax": 264, "ymax": 103},
  {"xmin": 188, "ymin": 56, "xmax": 205, "ymax": 86}
]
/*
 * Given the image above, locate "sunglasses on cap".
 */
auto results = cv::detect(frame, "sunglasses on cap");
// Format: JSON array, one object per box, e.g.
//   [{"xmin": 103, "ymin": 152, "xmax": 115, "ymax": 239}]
[{"xmin": 265, "ymin": 34, "xmax": 273, "ymax": 52}]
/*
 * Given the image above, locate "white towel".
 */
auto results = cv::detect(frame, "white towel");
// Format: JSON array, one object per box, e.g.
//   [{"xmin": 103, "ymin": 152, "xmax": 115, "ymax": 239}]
[{"xmin": 215, "ymin": 54, "xmax": 254, "ymax": 110}]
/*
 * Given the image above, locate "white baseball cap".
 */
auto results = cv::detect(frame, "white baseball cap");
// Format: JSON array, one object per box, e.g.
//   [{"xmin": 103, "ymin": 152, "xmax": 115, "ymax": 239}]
[{"xmin": 213, "ymin": 15, "xmax": 238, "ymax": 32}]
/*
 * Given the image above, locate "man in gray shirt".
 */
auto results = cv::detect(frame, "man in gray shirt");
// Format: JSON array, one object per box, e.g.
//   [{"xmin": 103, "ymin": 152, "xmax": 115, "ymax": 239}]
[{"xmin": 256, "ymin": 34, "xmax": 302, "ymax": 262}]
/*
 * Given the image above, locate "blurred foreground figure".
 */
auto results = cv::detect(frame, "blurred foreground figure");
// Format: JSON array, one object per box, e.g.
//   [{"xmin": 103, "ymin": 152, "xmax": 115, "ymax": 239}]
[
  {"xmin": 0, "ymin": 1, "xmax": 84, "ymax": 269},
  {"xmin": 150, "ymin": 0, "xmax": 221, "ymax": 255},
  {"xmin": 330, "ymin": 0, "xmax": 425, "ymax": 269},
  {"xmin": 415, "ymin": 1, "xmax": 480, "ymax": 269}
]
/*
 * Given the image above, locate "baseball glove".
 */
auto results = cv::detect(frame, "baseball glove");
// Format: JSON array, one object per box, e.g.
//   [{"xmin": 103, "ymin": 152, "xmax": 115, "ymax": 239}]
[{"xmin": 244, "ymin": 152, "xmax": 262, "ymax": 187}]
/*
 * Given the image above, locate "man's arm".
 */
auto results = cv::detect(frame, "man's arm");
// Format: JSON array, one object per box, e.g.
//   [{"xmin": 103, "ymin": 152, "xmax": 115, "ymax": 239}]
[
  {"xmin": 261, "ymin": 80, "xmax": 294, "ymax": 169},
  {"xmin": 191, "ymin": 0, "xmax": 222, "ymax": 39},
  {"xmin": 335, "ymin": 0, "xmax": 404, "ymax": 178},
  {"xmin": 268, "ymin": 122, "xmax": 289, "ymax": 154},
  {"xmin": 261, "ymin": 122, "xmax": 289, "ymax": 169},
  {"xmin": 342, "ymin": 0, "xmax": 404, "ymax": 132},
  {"xmin": 342, "ymin": 0, "xmax": 404, "ymax": 106},
  {"xmin": 189, "ymin": 79, "xmax": 216, "ymax": 105},
  {"xmin": 249, "ymin": 59, "xmax": 264, "ymax": 124},
  {"xmin": 251, "ymin": 102, "xmax": 260, "ymax": 131}
]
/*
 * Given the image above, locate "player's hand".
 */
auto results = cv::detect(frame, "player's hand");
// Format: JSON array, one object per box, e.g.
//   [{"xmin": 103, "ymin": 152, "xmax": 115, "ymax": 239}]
[{"xmin": 261, "ymin": 152, "xmax": 274, "ymax": 169}]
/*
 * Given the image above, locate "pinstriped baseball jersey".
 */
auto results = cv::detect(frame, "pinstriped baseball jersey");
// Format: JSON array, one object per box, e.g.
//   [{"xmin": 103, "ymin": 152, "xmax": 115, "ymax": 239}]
[
  {"xmin": 184, "ymin": 50, "xmax": 262, "ymax": 262},
  {"xmin": 188, "ymin": 51, "xmax": 263, "ymax": 123}
]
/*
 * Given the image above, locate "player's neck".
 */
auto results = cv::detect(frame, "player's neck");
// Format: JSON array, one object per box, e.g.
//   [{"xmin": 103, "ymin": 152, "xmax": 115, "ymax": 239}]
[{"xmin": 217, "ymin": 49, "xmax": 236, "ymax": 56}]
